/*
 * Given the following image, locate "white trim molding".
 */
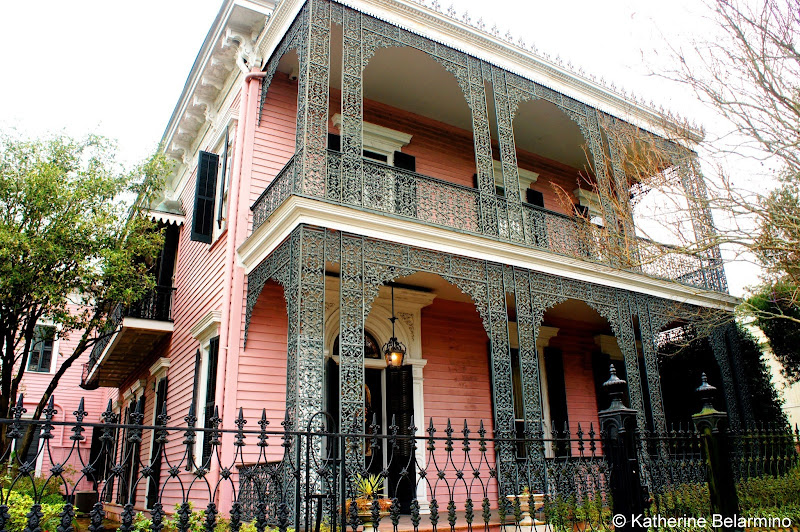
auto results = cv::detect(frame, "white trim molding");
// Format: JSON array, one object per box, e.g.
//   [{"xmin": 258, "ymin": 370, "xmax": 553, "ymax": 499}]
[
  {"xmin": 149, "ymin": 357, "xmax": 172, "ymax": 378},
  {"xmin": 238, "ymin": 196, "xmax": 739, "ymax": 311},
  {"xmin": 190, "ymin": 310, "xmax": 223, "ymax": 342}
]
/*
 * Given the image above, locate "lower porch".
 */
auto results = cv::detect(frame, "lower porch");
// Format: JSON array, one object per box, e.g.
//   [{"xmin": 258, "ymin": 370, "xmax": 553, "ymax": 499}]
[{"xmin": 239, "ymin": 225, "xmax": 752, "ymax": 514}]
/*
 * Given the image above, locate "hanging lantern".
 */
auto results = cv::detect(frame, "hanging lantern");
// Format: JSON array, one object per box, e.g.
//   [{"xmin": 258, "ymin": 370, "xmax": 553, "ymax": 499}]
[{"xmin": 382, "ymin": 285, "xmax": 406, "ymax": 368}]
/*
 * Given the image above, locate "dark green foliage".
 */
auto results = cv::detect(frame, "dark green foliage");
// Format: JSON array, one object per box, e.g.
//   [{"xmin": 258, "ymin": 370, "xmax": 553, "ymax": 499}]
[
  {"xmin": 734, "ymin": 327, "xmax": 788, "ymax": 427},
  {"xmin": 659, "ymin": 324, "xmax": 786, "ymax": 428},
  {"xmin": 748, "ymin": 281, "xmax": 800, "ymax": 384}
]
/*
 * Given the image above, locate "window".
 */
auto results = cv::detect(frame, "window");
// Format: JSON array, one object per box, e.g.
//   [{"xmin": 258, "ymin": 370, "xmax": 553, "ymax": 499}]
[
  {"xmin": 200, "ymin": 336, "xmax": 219, "ymax": 467},
  {"xmin": 330, "ymin": 114, "xmax": 413, "ymax": 167},
  {"xmin": 214, "ymin": 126, "xmax": 234, "ymax": 238},
  {"xmin": 492, "ymin": 160, "xmax": 539, "ymax": 201},
  {"xmin": 190, "ymin": 123, "xmax": 236, "ymax": 244},
  {"xmin": 146, "ymin": 367, "xmax": 169, "ymax": 509},
  {"xmin": 27, "ymin": 325, "xmax": 55, "ymax": 373},
  {"xmin": 574, "ymin": 188, "xmax": 604, "ymax": 226},
  {"xmin": 117, "ymin": 384, "xmax": 145, "ymax": 505},
  {"xmin": 189, "ymin": 312, "xmax": 221, "ymax": 468}
]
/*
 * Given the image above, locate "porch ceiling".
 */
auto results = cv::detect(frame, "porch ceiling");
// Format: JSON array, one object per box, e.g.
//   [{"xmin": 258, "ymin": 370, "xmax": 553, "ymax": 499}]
[{"xmin": 276, "ymin": 34, "xmax": 587, "ymax": 169}]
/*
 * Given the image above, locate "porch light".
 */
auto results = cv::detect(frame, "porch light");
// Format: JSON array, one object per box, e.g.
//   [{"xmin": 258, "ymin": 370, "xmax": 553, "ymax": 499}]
[{"xmin": 383, "ymin": 285, "xmax": 406, "ymax": 368}]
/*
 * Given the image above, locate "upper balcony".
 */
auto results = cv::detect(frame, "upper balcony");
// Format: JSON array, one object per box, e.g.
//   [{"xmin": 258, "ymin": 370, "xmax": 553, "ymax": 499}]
[
  {"xmin": 251, "ymin": 149, "xmax": 724, "ymax": 292},
  {"xmin": 242, "ymin": 1, "xmax": 726, "ymax": 294},
  {"xmin": 81, "ymin": 286, "xmax": 175, "ymax": 389}
]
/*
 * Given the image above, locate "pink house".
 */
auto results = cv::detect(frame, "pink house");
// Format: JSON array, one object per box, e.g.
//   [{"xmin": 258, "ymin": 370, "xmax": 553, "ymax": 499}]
[{"xmin": 73, "ymin": 0, "xmax": 750, "ymax": 524}]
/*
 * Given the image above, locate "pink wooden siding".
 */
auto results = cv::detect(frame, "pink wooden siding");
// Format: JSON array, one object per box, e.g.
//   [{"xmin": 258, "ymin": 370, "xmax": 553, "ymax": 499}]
[
  {"xmin": 251, "ymin": 72, "xmax": 298, "ymax": 207},
  {"xmin": 547, "ymin": 317, "xmax": 604, "ymax": 456},
  {"xmin": 421, "ymin": 298, "xmax": 498, "ymax": 508},
  {"xmin": 18, "ymin": 321, "xmax": 112, "ymax": 494},
  {"xmin": 236, "ymin": 280, "xmax": 289, "ymax": 464}
]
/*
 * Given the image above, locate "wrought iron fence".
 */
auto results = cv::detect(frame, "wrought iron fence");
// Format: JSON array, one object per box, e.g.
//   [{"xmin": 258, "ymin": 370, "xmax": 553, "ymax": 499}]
[
  {"xmin": 1, "ymin": 398, "xmax": 612, "ymax": 532},
  {"xmin": 251, "ymin": 149, "xmax": 727, "ymax": 292},
  {"xmin": 3, "ymin": 393, "xmax": 796, "ymax": 532},
  {"xmin": 636, "ymin": 423, "xmax": 800, "ymax": 527}
]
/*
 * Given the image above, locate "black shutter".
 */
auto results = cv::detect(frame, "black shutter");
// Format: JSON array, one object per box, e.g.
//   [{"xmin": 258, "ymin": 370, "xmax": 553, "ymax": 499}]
[
  {"xmin": 189, "ymin": 349, "xmax": 201, "ymax": 465},
  {"xmin": 386, "ymin": 365, "xmax": 416, "ymax": 513},
  {"xmin": 156, "ymin": 224, "xmax": 180, "ymax": 288},
  {"xmin": 217, "ymin": 129, "xmax": 229, "ymax": 228},
  {"xmin": 202, "ymin": 337, "xmax": 220, "ymax": 466},
  {"xmin": 526, "ymin": 189, "xmax": 545, "ymax": 208},
  {"xmin": 544, "ymin": 347, "xmax": 570, "ymax": 457},
  {"xmin": 147, "ymin": 377, "xmax": 169, "ymax": 509},
  {"xmin": 393, "ymin": 151, "xmax": 415, "ymax": 172},
  {"xmin": 327, "ymin": 133, "xmax": 341, "ymax": 152},
  {"xmin": 191, "ymin": 151, "xmax": 219, "ymax": 243}
]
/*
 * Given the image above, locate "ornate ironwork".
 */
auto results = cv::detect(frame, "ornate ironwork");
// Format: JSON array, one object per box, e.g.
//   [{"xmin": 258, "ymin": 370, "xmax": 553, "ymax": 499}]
[
  {"xmin": 252, "ymin": 150, "xmax": 720, "ymax": 290},
  {"xmin": 3, "ymin": 398, "xmax": 796, "ymax": 532},
  {"xmin": 709, "ymin": 326, "xmax": 742, "ymax": 430}
]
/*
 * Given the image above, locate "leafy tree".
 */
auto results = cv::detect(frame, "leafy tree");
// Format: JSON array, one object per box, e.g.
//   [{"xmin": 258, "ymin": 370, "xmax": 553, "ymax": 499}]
[
  {"xmin": 0, "ymin": 132, "xmax": 170, "ymax": 462},
  {"xmin": 662, "ymin": 0, "xmax": 800, "ymax": 380},
  {"xmin": 749, "ymin": 281, "xmax": 800, "ymax": 383}
]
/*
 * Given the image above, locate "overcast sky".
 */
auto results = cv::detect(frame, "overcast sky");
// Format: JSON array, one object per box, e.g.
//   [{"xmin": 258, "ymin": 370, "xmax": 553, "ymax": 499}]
[
  {"xmin": 2, "ymin": 0, "xmax": 752, "ymax": 294},
  {"xmin": 0, "ymin": 0, "xmax": 708, "ymax": 163}
]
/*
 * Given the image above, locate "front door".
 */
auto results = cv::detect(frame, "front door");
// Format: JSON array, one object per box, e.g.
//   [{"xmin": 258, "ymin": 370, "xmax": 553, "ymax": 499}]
[{"xmin": 324, "ymin": 339, "xmax": 416, "ymax": 512}]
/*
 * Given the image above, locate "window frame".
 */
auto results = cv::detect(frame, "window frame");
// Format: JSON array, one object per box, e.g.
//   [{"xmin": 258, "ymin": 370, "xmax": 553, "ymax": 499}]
[
  {"xmin": 211, "ymin": 121, "xmax": 237, "ymax": 242},
  {"xmin": 26, "ymin": 324, "xmax": 58, "ymax": 374},
  {"xmin": 331, "ymin": 114, "xmax": 412, "ymax": 166},
  {"xmin": 189, "ymin": 311, "xmax": 221, "ymax": 467}
]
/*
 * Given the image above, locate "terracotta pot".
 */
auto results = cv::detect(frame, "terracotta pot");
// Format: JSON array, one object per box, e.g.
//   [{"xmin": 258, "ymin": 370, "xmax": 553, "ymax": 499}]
[{"xmin": 345, "ymin": 498, "xmax": 392, "ymax": 531}]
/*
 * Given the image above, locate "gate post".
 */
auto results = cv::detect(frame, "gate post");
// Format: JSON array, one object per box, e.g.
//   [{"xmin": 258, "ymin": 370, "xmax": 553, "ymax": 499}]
[
  {"xmin": 692, "ymin": 373, "xmax": 741, "ymax": 532},
  {"xmin": 598, "ymin": 365, "xmax": 646, "ymax": 531}
]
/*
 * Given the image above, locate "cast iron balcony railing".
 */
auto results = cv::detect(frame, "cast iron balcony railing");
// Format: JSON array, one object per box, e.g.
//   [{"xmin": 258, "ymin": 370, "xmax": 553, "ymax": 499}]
[
  {"xmin": 252, "ymin": 149, "xmax": 727, "ymax": 292},
  {"xmin": 82, "ymin": 286, "xmax": 176, "ymax": 385}
]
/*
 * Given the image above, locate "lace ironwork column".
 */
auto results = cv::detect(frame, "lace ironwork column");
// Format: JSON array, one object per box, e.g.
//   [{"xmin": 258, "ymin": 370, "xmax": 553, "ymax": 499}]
[
  {"xmin": 634, "ymin": 295, "xmax": 667, "ymax": 434},
  {"xmin": 585, "ymin": 109, "xmax": 621, "ymax": 243},
  {"xmin": 677, "ymin": 155, "xmax": 728, "ymax": 292},
  {"xmin": 710, "ymin": 326, "xmax": 741, "ymax": 429},
  {"xmin": 339, "ymin": 233, "xmax": 366, "ymax": 471},
  {"xmin": 486, "ymin": 263, "xmax": 516, "ymax": 493},
  {"xmin": 512, "ymin": 268, "xmax": 546, "ymax": 490},
  {"xmin": 491, "ymin": 66, "xmax": 524, "ymax": 242},
  {"xmin": 724, "ymin": 322, "xmax": 754, "ymax": 427},
  {"xmin": 340, "ymin": 7, "xmax": 363, "ymax": 206},
  {"xmin": 469, "ymin": 59, "xmax": 498, "ymax": 237},
  {"xmin": 609, "ymin": 291, "xmax": 647, "ymax": 430},
  {"xmin": 296, "ymin": 0, "xmax": 331, "ymax": 197}
]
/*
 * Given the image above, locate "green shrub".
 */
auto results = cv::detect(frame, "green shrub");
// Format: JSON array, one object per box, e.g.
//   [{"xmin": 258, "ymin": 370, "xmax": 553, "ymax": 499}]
[{"xmin": 2, "ymin": 491, "xmax": 66, "ymax": 532}]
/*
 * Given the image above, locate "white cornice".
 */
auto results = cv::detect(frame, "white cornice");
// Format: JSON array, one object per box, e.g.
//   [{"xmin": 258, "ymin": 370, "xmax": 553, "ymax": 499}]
[
  {"xmin": 259, "ymin": 0, "xmax": 700, "ymax": 145},
  {"xmin": 149, "ymin": 357, "xmax": 172, "ymax": 377},
  {"xmin": 238, "ymin": 196, "xmax": 739, "ymax": 311},
  {"xmin": 162, "ymin": 0, "xmax": 275, "ymax": 187},
  {"xmin": 190, "ymin": 310, "xmax": 222, "ymax": 342}
]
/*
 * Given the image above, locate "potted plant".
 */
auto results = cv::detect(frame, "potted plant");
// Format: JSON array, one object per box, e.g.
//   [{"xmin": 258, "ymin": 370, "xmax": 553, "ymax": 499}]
[
  {"xmin": 346, "ymin": 473, "xmax": 392, "ymax": 532},
  {"xmin": 506, "ymin": 486, "xmax": 546, "ymax": 527}
]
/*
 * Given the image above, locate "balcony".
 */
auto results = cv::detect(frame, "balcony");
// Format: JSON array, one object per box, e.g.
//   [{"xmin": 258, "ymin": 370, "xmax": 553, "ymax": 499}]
[
  {"xmin": 251, "ymin": 150, "xmax": 726, "ymax": 292},
  {"xmin": 81, "ymin": 286, "xmax": 175, "ymax": 389}
]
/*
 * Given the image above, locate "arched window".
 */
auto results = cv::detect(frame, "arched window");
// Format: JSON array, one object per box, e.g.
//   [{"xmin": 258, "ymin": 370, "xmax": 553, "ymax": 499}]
[{"xmin": 332, "ymin": 331, "xmax": 381, "ymax": 359}]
